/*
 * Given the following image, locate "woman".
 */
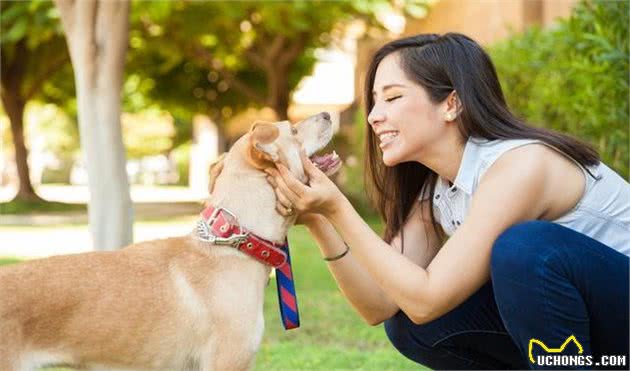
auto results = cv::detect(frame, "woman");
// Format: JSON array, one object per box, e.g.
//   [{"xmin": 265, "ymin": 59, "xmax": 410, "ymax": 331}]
[{"xmin": 264, "ymin": 33, "xmax": 629, "ymax": 369}]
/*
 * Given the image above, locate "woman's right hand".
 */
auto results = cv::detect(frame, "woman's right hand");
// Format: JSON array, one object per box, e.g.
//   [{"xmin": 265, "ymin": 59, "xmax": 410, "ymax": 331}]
[{"xmin": 266, "ymin": 174, "xmax": 320, "ymax": 226}]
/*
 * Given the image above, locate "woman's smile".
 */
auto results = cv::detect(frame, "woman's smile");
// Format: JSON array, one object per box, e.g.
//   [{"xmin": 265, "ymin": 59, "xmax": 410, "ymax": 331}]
[{"xmin": 378, "ymin": 131, "xmax": 400, "ymax": 148}]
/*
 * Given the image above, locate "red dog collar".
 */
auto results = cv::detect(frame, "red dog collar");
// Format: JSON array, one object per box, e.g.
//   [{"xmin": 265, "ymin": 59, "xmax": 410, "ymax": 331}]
[{"xmin": 195, "ymin": 205, "xmax": 288, "ymax": 268}]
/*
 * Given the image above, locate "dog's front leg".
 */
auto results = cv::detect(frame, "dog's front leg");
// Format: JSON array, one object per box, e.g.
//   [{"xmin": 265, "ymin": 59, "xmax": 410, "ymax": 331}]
[
  {"xmin": 199, "ymin": 323, "xmax": 261, "ymax": 371},
  {"xmin": 200, "ymin": 344, "xmax": 257, "ymax": 371},
  {"xmin": 0, "ymin": 324, "xmax": 22, "ymax": 371}
]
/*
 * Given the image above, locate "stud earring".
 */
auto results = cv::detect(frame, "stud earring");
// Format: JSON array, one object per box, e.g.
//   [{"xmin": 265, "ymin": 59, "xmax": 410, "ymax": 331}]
[{"xmin": 445, "ymin": 113, "xmax": 455, "ymax": 121}]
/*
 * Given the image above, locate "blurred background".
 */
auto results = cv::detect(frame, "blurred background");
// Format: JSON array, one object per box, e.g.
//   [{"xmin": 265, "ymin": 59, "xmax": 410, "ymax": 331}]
[
  {"xmin": 0, "ymin": 0, "xmax": 628, "ymax": 369},
  {"xmin": 2, "ymin": 0, "xmax": 628, "ymax": 217}
]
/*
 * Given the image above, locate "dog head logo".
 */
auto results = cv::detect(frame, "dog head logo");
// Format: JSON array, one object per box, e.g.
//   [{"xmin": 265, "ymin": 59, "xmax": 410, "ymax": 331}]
[{"xmin": 528, "ymin": 335, "xmax": 584, "ymax": 364}]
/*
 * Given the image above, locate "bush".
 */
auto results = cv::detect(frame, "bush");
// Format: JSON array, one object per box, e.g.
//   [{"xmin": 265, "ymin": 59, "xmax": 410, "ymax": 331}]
[{"xmin": 490, "ymin": 0, "xmax": 629, "ymax": 179}]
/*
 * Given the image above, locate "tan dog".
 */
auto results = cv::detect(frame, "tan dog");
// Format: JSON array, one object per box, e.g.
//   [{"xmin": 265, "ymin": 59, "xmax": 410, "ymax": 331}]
[{"xmin": 0, "ymin": 112, "xmax": 341, "ymax": 371}]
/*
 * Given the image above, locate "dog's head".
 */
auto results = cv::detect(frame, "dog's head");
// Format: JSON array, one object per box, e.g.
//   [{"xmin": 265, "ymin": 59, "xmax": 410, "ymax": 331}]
[{"xmin": 246, "ymin": 112, "xmax": 341, "ymax": 183}]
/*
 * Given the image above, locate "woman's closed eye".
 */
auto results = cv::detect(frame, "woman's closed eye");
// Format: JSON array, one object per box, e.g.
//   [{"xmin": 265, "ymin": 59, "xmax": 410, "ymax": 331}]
[{"xmin": 385, "ymin": 96, "xmax": 401, "ymax": 102}]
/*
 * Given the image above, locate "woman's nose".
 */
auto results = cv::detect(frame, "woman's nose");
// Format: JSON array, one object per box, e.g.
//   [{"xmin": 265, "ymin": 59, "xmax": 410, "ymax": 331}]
[{"xmin": 367, "ymin": 108, "xmax": 385, "ymax": 127}]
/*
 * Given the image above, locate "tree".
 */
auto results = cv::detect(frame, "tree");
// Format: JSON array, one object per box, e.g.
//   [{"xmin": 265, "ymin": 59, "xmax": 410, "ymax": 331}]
[
  {"xmin": 0, "ymin": 0, "xmax": 70, "ymax": 201},
  {"xmin": 490, "ymin": 0, "xmax": 629, "ymax": 178},
  {"xmin": 128, "ymin": 0, "xmax": 406, "ymax": 123},
  {"xmin": 54, "ymin": 0, "xmax": 133, "ymax": 250}
]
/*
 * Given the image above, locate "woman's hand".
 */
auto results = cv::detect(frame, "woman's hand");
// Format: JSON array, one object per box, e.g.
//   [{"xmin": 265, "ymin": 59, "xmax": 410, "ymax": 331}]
[
  {"xmin": 265, "ymin": 172, "xmax": 319, "ymax": 226},
  {"xmin": 264, "ymin": 150, "xmax": 345, "ymax": 220}
]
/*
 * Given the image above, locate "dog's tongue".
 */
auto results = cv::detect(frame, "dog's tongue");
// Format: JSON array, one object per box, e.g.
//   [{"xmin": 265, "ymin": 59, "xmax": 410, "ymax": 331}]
[{"xmin": 310, "ymin": 151, "xmax": 342, "ymax": 176}]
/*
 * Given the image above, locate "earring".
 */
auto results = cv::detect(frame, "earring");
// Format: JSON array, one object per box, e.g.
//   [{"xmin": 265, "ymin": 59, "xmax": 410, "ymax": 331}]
[{"xmin": 445, "ymin": 113, "xmax": 455, "ymax": 121}]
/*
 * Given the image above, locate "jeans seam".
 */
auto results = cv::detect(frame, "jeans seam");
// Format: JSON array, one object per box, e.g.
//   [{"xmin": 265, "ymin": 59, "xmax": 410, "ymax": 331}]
[
  {"xmin": 434, "ymin": 344, "xmax": 506, "ymax": 369},
  {"xmin": 540, "ymin": 247, "xmax": 586, "ymax": 336},
  {"xmin": 431, "ymin": 329, "xmax": 511, "ymax": 347},
  {"xmin": 425, "ymin": 330, "xmax": 515, "ymax": 369},
  {"xmin": 540, "ymin": 250, "xmax": 554, "ymax": 357}
]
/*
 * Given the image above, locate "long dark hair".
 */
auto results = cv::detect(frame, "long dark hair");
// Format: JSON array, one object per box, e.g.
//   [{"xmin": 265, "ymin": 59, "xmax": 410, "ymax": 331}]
[{"xmin": 363, "ymin": 33, "xmax": 600, "ymax": 249}]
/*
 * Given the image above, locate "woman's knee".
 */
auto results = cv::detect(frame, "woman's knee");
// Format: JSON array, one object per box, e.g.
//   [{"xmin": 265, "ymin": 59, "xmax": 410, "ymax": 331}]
[
  {"xmin": 384, "ymin": 310, "xmax": 439, "ymax": 361},
  {"xmin": 490, "ymin": 220, "xmax": 560, "ymax": 277},
  {"xmin": 384, "ymin": 310, "xmax": 509, "ymax": 369},
  {"xmin": 384, "ymin": 310, "xmax": 422, "ymax": 351}
]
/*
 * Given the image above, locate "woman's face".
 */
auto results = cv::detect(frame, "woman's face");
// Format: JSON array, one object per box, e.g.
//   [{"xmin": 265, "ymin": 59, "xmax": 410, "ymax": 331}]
[{"xmin": 368, "ymin": 53, "xmax": 446, "ymax": 166}]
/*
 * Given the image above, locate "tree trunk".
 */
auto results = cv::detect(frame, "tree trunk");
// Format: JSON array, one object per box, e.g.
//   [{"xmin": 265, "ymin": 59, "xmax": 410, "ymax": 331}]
[
  {"xmin": 1, "ymin": 94, "xmax": 40, "ymax": 201},
  {"xmin": 262, "ymin": 34, "xmax": 306, "ymax": 121},
  {"xmin": 267, "ymin": 69, "xmax": 290, "ymax": 121},
  {"xmin": 0, "ymin": 40, "xmax": 41, "ymax": 201},
  {"xmin": 55, "ymin": 0, "xmax": 133, "ymax": 250}
]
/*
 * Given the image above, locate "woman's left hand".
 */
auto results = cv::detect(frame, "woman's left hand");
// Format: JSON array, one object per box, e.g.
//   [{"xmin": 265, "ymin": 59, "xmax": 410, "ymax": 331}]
[{"xmin": 265, "ymin": 150, "xmax": 345, "ymax": 218}]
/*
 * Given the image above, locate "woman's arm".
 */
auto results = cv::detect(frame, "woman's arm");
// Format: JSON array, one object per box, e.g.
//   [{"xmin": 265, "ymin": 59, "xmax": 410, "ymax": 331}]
[
  {"xmin": 303, "ymin": 200, "xmax": 440, "ymax": 325},
  {"xmin": 324, "ymin": 146, "xmax": 551, "ymax": 324},
  {"xmin": 268, "ymin": 146, "xmax": 552, "ymax": 325}
]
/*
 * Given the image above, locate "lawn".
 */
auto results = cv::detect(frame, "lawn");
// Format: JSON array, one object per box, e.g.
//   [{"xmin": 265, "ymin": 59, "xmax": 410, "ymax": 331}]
[
  {"xmin": 0, "ymin": 199, "xmax": 86, "ymax": 214},
  {"xmin": 0, "ymin": 217, "xmax": 423, "ymax": 370}
]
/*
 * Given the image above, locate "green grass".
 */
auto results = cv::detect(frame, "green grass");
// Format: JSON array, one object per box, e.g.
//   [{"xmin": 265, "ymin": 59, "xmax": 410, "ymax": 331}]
[
  {"xmin": 0, "ymin": 257, "xmax": 22, "ymax": 265},
  {"xmin": 253, "ymin": 220, "xmax": 420, "ymax": 370},
  {"xmin": 0, "ymin": 199, "xmax": 86, "ymax": 214},
  {"xmin": 0, "ymin": 217, "xmax": 423, "ymax": 370}
]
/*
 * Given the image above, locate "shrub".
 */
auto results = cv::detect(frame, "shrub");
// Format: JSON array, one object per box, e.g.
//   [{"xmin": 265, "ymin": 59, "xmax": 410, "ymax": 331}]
[{"xmin": 490, "ymin": 0, "xmax": 628, "ymax": 178}]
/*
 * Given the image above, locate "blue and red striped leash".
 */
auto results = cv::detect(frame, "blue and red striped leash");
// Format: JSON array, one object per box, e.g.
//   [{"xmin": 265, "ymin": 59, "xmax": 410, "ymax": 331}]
[{"xmin": 275, "ymin": 240, "xmax": 300, "ymax": 330}]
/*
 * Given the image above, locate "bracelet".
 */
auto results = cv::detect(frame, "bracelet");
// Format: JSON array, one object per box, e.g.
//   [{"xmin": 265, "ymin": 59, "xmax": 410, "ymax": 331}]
[{"xmin": 323, "ymin": 243, "xmax": 350, "ymax": 262}]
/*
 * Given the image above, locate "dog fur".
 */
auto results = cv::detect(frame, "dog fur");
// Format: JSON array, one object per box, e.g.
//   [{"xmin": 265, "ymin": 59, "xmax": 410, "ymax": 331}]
[{"xmin": 0, "ymin": 113, "xmax": 334, "ymax": 371}]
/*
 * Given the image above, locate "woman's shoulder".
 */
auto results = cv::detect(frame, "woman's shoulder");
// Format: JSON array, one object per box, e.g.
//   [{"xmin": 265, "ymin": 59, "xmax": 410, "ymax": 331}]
[
  {"xmin": 471, "ymin": 137, "xmax": 585, "ymax": 179},
  {"xmin": 454, "ymin": 137, "xmax": 549, "ymax": 192},
  {"xmin": 469, "ymin": 137, "xmax": 546, "ymax": 160},
  {"xmin": 478, "ymin": 142, "xmax": 556, "ymax": 183},
  {"xmin": 478, "ymin": 142, "xmax": 593, "ymax": 221}
]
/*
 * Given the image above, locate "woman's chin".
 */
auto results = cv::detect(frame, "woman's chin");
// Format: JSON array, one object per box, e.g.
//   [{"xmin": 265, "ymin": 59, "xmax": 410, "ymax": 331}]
[{"xmin": 381, "ymin": 153, "xmax": 400, "ymax": 167}]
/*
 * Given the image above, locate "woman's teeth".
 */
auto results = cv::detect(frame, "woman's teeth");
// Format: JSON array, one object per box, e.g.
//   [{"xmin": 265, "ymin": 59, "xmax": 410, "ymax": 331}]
[{"xmin": 379, "ymin": 132, "xmax": 399, "ymax": 148}]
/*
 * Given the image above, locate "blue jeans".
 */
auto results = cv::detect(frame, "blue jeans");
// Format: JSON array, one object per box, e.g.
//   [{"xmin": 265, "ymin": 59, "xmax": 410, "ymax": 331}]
[{"xmin": 384, "ymin": 221, "xmax": 629, "ymax": 370}]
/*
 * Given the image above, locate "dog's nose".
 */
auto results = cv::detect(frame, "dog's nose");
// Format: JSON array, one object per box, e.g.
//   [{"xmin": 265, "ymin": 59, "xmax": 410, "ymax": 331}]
[{"xmin": 320, "ymin": 112, "xmax": 330, "ymax": 121}]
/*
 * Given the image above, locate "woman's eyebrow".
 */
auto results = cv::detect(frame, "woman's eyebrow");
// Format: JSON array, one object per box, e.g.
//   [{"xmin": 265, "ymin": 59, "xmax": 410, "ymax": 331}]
[{"xmin": 372, "ymin": 84, "xmax": 406, "ymax": 97}]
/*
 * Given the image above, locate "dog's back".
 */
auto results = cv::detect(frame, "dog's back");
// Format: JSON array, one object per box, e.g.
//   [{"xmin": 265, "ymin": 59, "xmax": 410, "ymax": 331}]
[{"xmin": 0, "ymin": 237, "xmax": 268, "ymax": 370}]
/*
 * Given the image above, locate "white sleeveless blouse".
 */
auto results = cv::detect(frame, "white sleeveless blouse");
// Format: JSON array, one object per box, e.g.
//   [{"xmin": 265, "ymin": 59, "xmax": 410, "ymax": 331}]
[{"xmin": 419, "ymin": 137, "xmax": 630, "ymax": 256}]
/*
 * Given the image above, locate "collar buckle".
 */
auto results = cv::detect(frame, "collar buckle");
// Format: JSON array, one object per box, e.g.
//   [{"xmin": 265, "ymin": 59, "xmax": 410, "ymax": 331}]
[
  {"xmin": 196, "ymin": 219, "xmax": 249, "ymax": 247},
  {"xmin": 196, "ymin": 206, "xmax": 250, "ymax": 247}
]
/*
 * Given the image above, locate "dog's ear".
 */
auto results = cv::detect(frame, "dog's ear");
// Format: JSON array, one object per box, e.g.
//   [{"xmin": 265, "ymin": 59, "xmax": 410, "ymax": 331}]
[
  {"xmin": 249, "ymin": 121, "xmax": 280, "ymax": 163},
  {"xmin": 208, "ymin": 152, "xmax": 226, "ymax": 194}
]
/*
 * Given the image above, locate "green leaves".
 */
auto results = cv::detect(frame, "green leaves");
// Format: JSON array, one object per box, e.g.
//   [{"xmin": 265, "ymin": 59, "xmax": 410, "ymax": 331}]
[
  {"xmin": 125, "ymin": 0, "xmax": 413, "ymax": 125},
  {"xmin": 490, "ymin": 0, "xmax": 629, "ymax": 178},
  {"xmin": 1, "ymin": 0, "xmax": 62, "ymax": 46},
  {"xmin": 3, "ymin": 0, "xmax": 430, "ymax": 171}
]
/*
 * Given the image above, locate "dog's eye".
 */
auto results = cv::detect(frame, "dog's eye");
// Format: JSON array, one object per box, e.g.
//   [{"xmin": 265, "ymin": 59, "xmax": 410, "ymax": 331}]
[{"xmin": 291, "ymin": 127, "xmax": 298, "ymax": 135}]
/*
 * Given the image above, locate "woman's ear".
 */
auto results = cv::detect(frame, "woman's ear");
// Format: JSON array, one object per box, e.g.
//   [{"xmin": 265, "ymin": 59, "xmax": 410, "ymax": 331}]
[
  {"xmin": 249, "ymin": 121, "xmax": 280, "ymax": 162},
  {"xmin": 443, "ymin": 90, "xmax": 463, "ymax": 121}
]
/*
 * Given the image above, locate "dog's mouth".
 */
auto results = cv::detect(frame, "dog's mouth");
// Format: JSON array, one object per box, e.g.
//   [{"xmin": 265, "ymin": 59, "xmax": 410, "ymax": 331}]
[{"xmin": 310, "ymin": 151, "xmax": 342, "ymax": 176}]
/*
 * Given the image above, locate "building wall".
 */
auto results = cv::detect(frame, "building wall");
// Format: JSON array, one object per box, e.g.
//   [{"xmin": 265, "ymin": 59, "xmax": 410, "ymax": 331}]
[
  {"xmin": 403, "ymin": 0, "xmax": 577, "ymax": 45},
  {"xmin": 346, "ymin": 0, "xmax": 577, "ymax": 125},
  {"xmin": 542, "ymin": 0, "xmax": 577, "ymax": 25}
]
